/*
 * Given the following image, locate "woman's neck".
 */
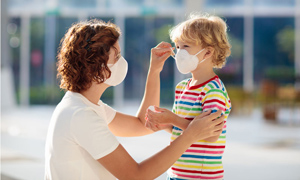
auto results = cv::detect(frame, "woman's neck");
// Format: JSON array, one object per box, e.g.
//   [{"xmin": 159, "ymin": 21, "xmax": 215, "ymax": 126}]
[
  {"xmin": 80, "ymin": 82, "xmax": 109, "ymax": 105},
  {"xmin": 190, "ymin": 63, "xmax": 216, "ymax": 87}
]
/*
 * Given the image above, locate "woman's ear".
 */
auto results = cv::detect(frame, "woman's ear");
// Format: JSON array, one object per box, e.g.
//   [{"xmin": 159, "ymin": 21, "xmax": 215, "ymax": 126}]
[{"xmin": 204, "ymin": 46, "xmax": 214, "ymax": 60}]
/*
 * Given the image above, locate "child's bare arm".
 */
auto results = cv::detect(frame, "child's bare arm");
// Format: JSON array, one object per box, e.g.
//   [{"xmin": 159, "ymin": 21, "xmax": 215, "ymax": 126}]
[{"xmin": 146, "ymin": 107, "xmax": 213, "ymax": 131}]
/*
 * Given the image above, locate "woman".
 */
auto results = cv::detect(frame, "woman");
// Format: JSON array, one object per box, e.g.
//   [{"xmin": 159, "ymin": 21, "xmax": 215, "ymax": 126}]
[{"xmin": 45, "ymin": 19, "xmax": 224, "ymax": 180}]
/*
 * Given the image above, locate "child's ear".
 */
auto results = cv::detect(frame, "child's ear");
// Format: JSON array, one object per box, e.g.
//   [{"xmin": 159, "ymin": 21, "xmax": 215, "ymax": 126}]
[{"xmin": 204, "ymin": 46, "xmax": 215, "ymax": 59}]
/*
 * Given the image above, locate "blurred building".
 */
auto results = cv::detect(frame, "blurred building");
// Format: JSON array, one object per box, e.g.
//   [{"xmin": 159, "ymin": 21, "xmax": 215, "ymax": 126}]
[{"xmin": 1, "ymin": 0, "xmax": 300, "ymax": 110}]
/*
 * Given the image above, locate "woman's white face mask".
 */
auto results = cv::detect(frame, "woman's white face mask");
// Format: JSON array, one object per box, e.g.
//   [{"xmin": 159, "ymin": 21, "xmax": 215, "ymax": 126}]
[
  {"xmin": 171, "ymin": 48, "xmax": 206, "ymax": 74},
  {"xmin": 104, "ymin": 56, "xmax": 128, "ymax": 86}
]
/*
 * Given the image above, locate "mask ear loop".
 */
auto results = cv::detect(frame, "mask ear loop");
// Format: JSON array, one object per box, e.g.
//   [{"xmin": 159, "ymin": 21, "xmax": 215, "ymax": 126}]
[
  {"xmin": 170, "ymin": 47, "xmax": 176, "ymax": 60},
  {"xmin": 194, "ymin": 48, "xmax": 206, "ymax": 56},
  {"xmin": 195, "ymin": 48, "xmax": 206, "ymax": 64}
]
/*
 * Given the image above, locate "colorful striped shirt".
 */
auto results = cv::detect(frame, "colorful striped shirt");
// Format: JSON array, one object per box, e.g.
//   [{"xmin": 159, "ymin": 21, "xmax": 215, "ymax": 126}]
[{"xmin": 168, "ymin": 75, "xmax": 231, "ymax": 180}]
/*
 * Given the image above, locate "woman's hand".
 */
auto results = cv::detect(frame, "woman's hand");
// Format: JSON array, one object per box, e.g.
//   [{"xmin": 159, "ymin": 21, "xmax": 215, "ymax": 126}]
[
  {"xmin": 150, "ymin": 41, "xmax": 174, "ymax": 73},
  {"xmin": 183, "ymin": 110, "xmax": 225, "ymax": 142}
]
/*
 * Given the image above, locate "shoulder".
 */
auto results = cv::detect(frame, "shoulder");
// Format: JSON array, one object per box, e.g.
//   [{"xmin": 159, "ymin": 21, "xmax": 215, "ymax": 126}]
[{"xmin": 204, "ymin": 77, "xmax": 229, "ymax": 98}]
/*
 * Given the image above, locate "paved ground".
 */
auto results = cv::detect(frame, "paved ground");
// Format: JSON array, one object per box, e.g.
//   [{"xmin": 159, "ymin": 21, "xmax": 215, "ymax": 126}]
[{"xmin": 1, "ymin": 104, "xmax": 300, "ymax": 180}]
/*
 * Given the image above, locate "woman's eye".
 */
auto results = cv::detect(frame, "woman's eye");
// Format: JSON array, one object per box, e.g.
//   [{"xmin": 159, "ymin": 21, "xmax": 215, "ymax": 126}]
[
  {"xmin": 115, "ymin": 54, "xmax": 121, "ymax": 60},
  {"xmin": 183, "ymin": 45, "xmax": 189, "ymax": 47}
]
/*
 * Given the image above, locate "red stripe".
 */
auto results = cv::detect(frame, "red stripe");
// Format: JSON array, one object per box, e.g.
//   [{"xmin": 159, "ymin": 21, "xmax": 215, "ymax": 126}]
[
  {"xmin": 175, "ymin": 90, "xmax": 183, "ymax": 94},
  {"xmin": 203, "ymin": 99, "xmax": 225, "ymax": 107},
  {"xmin": 183, "ymin": 91, "xmax": 200, "ymax": 96},
  {"xmin": 175, "ymin": 90, "xmax": 205, "ymax": 97},
  {"xmin": 190, "ymin": 144, "xmax": 225, "ymax": 149},
  {"xmin": 200, "ymin": 92, "xmax": 206, "ymax": 96},
  {"xmin": 171, "ymin": 167, "xmax": 224, "ymax": 174},
  {"xmin": 184, "ymin": 117, "xmax": 193, "ymax": 121},
  {"xmin": 187, "ymin": 75, "xmax": 219, "ymax": 90}
]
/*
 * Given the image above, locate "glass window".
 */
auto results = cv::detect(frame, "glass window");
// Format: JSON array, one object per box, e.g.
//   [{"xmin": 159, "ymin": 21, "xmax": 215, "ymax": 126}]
[
  {"xmin": 254, "ymin": 17, "xmax": 295, "ymax": 85},
  {"xmin": 8, "ymin": 0, "xmax": 46, "ymax": 8},
  {"xmin": 30, "ymin": 18, "xmax": 46, "ymax": 104},
  {"xmin": 124, "ymin": 16, "xmax": 174, "ymax": 105},
  {"xmin": 59, "ymin": 0, "xmax": 97, "ymax": 8},
  {"xmin": 216, "ymin": 17, "xmax": 244, "ymax": 86},
  {"xmin": 204, "ymin": 0, "xmax": 245, "ymax": 7},
  {"xmin": 8, "ymin": 17, "xmax": 21, "ymax": 104},
  {"xmin": 253, "ymin": 0, "xmax": 295, "ymax": 7}
]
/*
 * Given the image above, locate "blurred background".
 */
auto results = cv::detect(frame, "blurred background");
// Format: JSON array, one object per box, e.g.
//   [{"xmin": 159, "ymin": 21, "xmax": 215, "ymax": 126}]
[{"xmin": 1, "ymin": 0, "xmax": 300, "ymax": 179}]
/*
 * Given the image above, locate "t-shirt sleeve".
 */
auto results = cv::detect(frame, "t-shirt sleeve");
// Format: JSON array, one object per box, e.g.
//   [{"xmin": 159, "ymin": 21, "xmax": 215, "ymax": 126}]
[
  {"xmin": 71, "ymin": 108, "xmax": 119, "ymax": 160},
  {"xmin": 202, "ymin": 88, "xmax": 227, "ymax": 116},
  {"xmin": 100, "ymin": 101, "xmax": 117, "ymax": 124}
]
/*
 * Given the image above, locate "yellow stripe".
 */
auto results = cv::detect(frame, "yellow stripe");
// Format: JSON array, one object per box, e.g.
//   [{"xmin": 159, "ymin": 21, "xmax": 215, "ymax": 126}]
[
  {"xmin": 203, "ymin": 87, "xmax": 210, "ymax": 92},
  {"xmin": 174, "ymin": 163, "xmax": 223, "ymax": 170},
  {"xmin": 171, "ymin": 136, "xmax": 226, "ymax": 144},
  {"xmin": 171, "ymin": 136, "xmax": 178, "ymax": 141},
  {"xmin": 202, "ymin": 94, "xmax": 226, "ymax": 102},
  {"xmin": 177, "ymin": 111, "xmax": 200, "ymax": 116},
  {"xmin": 176, "ymin": 85, "xmax": 185, "ymax": 90},
  {"xmin": 197, "ymin": 140, "xmax": 226, "ymax": 144}
]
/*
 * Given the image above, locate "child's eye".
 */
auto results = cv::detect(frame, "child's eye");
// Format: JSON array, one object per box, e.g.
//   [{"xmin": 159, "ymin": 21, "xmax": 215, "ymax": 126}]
[{"xmin": 176, "ymin": 46, "xmax": 179, "ymax": 49}]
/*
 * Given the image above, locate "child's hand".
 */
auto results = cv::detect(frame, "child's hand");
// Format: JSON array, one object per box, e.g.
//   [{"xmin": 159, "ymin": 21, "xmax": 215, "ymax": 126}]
[
  {"xmin": 146, "ymin": 106, "xmax": 175, "ymax": 125},
  {"xmin": 150, "ymin": 41, "xmax": 174, "ymax": 73},
  {"xmin": 145, "ymin": 119, "xmax": 172, "ymax": 132}
]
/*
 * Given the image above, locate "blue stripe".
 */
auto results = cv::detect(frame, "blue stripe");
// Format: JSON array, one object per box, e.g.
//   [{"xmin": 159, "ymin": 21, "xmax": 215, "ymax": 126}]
[
  {"xmin": 173, "ymin": 126, "xmax": 182, "ymax": 131},
  {"xmin": 222, "ymin": 130, "xmax": 226, "ymax": 133},
  {"xmin": 211, "ymin": 109, "xmax": 218, "ymax": 113},
  {"xmin": 220, "ymin": 81, "xmax": 225, "ymax": 91},
  {"xmin": 181, "ymin": 154, "xmax": 222, "ymax": 159},
  {"xmin": 194, "ymin": 101, "xmax": 201, "ymax": 106},
  {"xmin": 211, "ymin": 81, "xmax": 219, "ymax": 88},
  {"xmin": 176, "ymin": 101, "xmax": 195, "ymax": 106},
  {"xmin": 175, "ymin": 100, "xmax": 202, "ymax": 106},
  {"xmin": 167, "ymin": 177, "xmax": 187, "ymax": 180}
]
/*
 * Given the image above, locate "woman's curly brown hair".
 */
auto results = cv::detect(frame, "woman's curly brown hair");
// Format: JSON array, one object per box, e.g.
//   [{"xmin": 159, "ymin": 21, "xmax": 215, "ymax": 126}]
[{"xmin": 57, "ymin": 19, "xmax": 121, "ymax": 92}]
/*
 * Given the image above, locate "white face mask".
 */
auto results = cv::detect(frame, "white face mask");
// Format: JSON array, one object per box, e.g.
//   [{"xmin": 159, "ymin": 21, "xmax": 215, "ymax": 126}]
[
  {"xmin": 171, "ymin": 48, "xmax": 206, "ymax": 74},
  {"xmin": 104, "ymin": 56, "xmax": 128, "ymax": 86}
]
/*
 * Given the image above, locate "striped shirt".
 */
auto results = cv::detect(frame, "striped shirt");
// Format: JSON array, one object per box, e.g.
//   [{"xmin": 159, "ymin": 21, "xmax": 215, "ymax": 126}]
[{"xmin": 168, "ymin": 75, "xmax": 231, "ymax": 180}]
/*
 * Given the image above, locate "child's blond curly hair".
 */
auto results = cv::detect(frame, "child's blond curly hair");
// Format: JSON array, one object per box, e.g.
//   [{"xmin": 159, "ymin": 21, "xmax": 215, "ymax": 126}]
[{"xmin": 170, "ymin": 13, "xmax": 231, "ymax": 68}]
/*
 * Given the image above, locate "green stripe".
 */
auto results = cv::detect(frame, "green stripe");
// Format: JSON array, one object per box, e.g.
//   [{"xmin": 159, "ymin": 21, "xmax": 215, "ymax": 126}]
[
  {"xmin": 177, "ymin": 159, "xmax": 222, "ymax": 164},
  {"xmin": 181, "ymin": 81, "xmax": 188, "ymax": 85},
  {"xmin": 207, "ymin": 89, "xmax": 227, "ymax": 98},
  {"xmin": 172, "ymin": 132, "xmax": 181, "ymax": 136},
  {"xmin": 208, "ymin": 84, "xmax": 214, "ymax": 89},
  {"xmin": 177, "ymin": 106, "xmax": 202, "ymax": 111},
  {"xmin": 219, "ymin": 135, "xmax": 226, "ymax": 139}
]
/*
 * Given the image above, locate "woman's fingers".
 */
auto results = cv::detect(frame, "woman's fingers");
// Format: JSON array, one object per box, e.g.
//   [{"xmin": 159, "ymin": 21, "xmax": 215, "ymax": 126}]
[
  {"xmin": 155, "ymin": 41, "xmax": 172, "ymax": 48},
  {"xmin": 152, "ymin": 47, "xmax": 173, "ymax": 57},
  {"xmin": 197, "ymin": 109, "xmax": 212, "ymax": 118},
  {"xmin": 205, "ymin": 110, "xmax": 222, "ymax": 120},
  {"xmin": 211, "ymin": 114, "xmax": 225, "ymax": 126}
]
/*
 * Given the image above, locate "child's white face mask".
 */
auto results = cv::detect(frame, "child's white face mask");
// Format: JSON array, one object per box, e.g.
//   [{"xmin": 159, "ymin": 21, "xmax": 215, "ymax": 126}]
[
  {"xmin": 105, "ymin": 56, "xmax": 128, "ymax": 86},
  {"xmin": 171, "ymin": 48, "xmax": 206, "ymax": 74}
]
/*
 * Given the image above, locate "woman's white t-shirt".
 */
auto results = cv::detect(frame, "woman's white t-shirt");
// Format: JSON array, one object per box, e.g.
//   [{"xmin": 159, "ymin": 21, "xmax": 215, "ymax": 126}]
[{"xmin": 45, "ymin": 91, "xmax": 119, "ymax": 180}]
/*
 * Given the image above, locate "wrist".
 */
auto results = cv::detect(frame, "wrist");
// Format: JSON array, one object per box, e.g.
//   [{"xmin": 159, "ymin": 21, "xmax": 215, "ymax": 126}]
[
  {"xmin": 179, "ymin": 130, "xmax": 196, "ymax": 145},
  {"xmin": 173, "ymin": 115, "xmax": 189, "ymax": 130},
  {"xmin": 149, "ymin": 66, "xmax": 162, "ymax": 75}
]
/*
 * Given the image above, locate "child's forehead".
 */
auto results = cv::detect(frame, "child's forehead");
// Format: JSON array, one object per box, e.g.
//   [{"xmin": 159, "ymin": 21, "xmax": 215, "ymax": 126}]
[{"xmin": 174, "ymin": 39, "xmax": 198, "ymax": 46}]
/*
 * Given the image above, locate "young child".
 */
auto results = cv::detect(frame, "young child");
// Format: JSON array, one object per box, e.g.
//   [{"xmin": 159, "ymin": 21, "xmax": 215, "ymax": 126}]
[{"xmin": 146, "ymin": 13, "xmax": 232, "ymax": 180}]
